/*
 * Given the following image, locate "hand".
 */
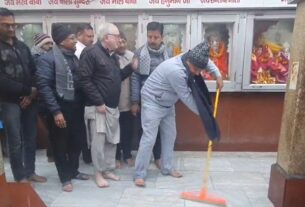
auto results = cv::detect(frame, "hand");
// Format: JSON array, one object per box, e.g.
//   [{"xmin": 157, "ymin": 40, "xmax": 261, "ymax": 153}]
[
  {"xmin": 131, "ymin": 103, "xmax": 140, "ymax": 116},
  {"xmin": 19, "ymin": 96, "xmax": 32, "ymax": 109},
  {"xmin": 130, "ymin": 56, "xmax": 139, "ymax": 71},
  {"xmin": 216, "ymin": 76, "xmax": 224, "ymax": 91},
  {"xmin": 96, "ymin": 104, "xmax": 106, "ymax": 113},
  {"xmin": 54, "ymin": 113, "xmax": 66, "ymax": 128}
]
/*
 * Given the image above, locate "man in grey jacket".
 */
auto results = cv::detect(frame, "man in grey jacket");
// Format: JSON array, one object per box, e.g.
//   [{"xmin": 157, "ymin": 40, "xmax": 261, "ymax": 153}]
[
  {"xmin": 134, "ymin": 41, "xmax": 223, "ymax": 187},
  {"xmin": 131, "ymin": 22, "xmax": 172, "ymax": 168}
]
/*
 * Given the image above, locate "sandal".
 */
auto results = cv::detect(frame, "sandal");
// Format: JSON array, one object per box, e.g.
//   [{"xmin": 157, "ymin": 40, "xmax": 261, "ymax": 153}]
[{"xmin": 74, "ymin": 172, "xmax": 90, "ymax": 180}]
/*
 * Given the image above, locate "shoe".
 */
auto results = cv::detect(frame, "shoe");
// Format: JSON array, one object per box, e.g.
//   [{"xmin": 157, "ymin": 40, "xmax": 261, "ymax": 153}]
[
  {"xmin": 134, "ymin": 178, "xmax": 145, "ymax": 187},
  {"xmin": 28, "ymin": 174, "xmax": 47, "ymax": 183},
  {"xmin": 62, "ymin": 181, "xmax": 73, "ymax": 192},
  {"xmin": 73, "ymin": 172, "xmax": 90, "ymax": 180}
]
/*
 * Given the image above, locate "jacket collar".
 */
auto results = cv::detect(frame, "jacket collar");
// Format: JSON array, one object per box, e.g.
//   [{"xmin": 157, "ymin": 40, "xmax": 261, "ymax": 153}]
[
  {"xmin": 97, "ymin": 41, "xmax": 112, "ymax": 56},
  {"xmin": 0, "ymin": 37, "xmax": 18, "ymax": 47}
]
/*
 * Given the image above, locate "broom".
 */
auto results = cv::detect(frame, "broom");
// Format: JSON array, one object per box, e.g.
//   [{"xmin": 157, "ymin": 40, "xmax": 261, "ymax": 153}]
[{"xmin": 180, "ymin": 89, "xmax": 227, "ymax": 206}]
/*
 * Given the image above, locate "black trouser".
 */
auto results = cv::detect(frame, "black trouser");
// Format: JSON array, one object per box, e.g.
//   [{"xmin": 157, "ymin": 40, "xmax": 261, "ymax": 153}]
[
  {"xmin": 116, "ymin": 111, "xmax": 133, "ymax": 161},
  {"xmin": 38, "ymin": 107, "xmax": 54, "ymax": 160},
  {"xmin": 46, "ymin": 100, "xmax": 85, "ymax": 183},
  {"xmin": 80, "ymin": 105, "xmax": 91, "ymax": 163},
  {"xmin": 136, "ymin": 115, "xmax": 161, "ymax": 160}
]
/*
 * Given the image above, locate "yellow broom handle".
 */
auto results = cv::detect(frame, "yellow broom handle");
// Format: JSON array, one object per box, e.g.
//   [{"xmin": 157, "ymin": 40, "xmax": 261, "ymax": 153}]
[
  {"xmin": 213, "ymin": 89, "xmax": 220, "ymax": 118},
  {"xmin": 203, "ymin": 89, "xmax": 220, "ymax": 190}
]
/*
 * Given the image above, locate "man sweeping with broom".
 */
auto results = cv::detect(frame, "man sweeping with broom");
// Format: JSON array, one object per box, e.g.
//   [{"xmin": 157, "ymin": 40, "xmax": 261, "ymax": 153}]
[{"xmin": 134, "ymin": 41, "xmax": 223, "ymax": 187}]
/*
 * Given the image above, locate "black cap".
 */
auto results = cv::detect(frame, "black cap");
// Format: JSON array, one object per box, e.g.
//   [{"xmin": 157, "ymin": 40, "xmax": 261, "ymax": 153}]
[
  {"xmin": 187, "ymin": 41, "xmax": 210, "ymax": 69},
  {"xmin": 51, "ymin": 23, "xmax": 73, "ymax": 45}
]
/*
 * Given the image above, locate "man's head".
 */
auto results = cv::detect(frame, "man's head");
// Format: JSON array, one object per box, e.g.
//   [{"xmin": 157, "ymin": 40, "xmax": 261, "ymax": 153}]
[
  {"xmin": 0, "ymin": 7, "xmax": 16, "ymax": 41},
  {"xmin": 116, "ymin": 31, "xmax": 127, "ymax": 55},
  {"xmin": 52, "ymin": 23, "xmax": 77, "ymax": 52},
  {"xmin": 147, "ymin": 22, "xmax": 163, "ymax": 50},
  {"xmin": 97, "ymin": 23, "xmax": 120, "ymax": 52},
  {"xmin": 76, "ymin": 24, "xmax": 94, "ymax": 47},
  {"xmin": 33, "ymin": 33, "xmax": 53, "ymax": 52},
  {"xmin": 186, "ymin": 41, "xmax": 210, "ymax": 76}
]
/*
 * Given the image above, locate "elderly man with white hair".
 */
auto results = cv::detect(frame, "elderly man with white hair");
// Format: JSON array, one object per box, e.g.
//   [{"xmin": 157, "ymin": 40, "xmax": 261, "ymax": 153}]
[{"xmin": 78, "ymin": 23, "xmax": 137, "ymax": 188}]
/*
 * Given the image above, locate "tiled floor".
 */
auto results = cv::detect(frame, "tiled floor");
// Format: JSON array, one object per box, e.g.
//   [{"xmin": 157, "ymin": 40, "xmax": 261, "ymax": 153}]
[{"xmin": 4, "ymin": 150, "xmax": 276, "ymax": 207}]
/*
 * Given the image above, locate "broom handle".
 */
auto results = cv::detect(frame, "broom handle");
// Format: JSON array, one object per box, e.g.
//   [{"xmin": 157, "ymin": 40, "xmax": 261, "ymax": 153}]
[{"xmin": 203, "ymin": 89, "xmax": 220, "ymax": 190}]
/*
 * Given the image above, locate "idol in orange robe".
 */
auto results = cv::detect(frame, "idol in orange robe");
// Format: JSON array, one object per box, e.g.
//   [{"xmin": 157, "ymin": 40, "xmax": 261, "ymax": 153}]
[{"xmin": 203, "ymin": 41, "xmax": 229, "ymax": 80}]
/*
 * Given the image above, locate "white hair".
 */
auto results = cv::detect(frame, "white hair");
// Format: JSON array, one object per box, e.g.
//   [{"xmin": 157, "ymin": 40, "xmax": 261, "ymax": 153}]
[{"xmin": 97, "ymin": 22, "xmax": 118, "ymax": 41}]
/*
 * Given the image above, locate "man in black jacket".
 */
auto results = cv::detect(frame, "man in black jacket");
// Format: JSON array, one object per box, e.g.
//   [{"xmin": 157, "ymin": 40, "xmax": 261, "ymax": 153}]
[
  {"xmin": 79, "ymin": 23, "xmax": 137, "ymax": 188},
  {"xmin": 0, "ymin": 7, "xmax": 46, "ymax": 183},
  {"xmin": 36, "ymin": 23, "xmax": 89, "ymax": 192}
]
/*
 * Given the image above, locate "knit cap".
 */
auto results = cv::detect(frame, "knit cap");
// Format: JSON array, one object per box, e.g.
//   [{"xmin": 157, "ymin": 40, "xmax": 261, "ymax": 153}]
[
  {"xmin": 51, "ymin": 23, "xmax": 73, "ymax": 45},
  {"xmin": 187, "ymin": 41, "xmax": 210, "ymax": 69},
  {"xmin": 33, "ymin": 33, "xmax": 53, "ymax": 48}
]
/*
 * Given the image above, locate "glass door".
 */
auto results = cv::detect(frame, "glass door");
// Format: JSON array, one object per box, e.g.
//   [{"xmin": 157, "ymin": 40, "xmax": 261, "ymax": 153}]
[
  {"xmin": 14, "ymin": 13, "xmax": 45, "ymax": 48},
  {"xmin": 242, "ymin": 13, "xmax": 295, "ymax": 91},
  {"xmin": 149, "ymin": 13, "xmax": 191, "ymax": 56},
  {"xmin": 105, "ymin": 13, "xmax": 140, "ymax": 51},
  {"xmin": 198, "ymin": 14, "xmax": 245, "ymax": 91}
]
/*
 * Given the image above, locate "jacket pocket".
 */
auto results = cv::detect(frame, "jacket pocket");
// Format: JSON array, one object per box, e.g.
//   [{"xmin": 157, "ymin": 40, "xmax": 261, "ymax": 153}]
[{"xmin": 154, "ymin": 91, "xmax": 177, "ymax": 108}]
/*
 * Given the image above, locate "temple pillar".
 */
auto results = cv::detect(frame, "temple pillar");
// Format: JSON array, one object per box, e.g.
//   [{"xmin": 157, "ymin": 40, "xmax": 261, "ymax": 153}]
[{"xmin": 268, "ymin": 1, "xmax": 305, "ymax": 206}]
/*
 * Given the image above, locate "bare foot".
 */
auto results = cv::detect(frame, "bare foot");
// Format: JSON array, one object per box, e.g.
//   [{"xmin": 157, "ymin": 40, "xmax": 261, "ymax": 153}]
[
  {"xmin": 154, "ymin": 159, "xmax": 161, "ymax": 169},
  {"xmin": 126, "ymin": 158, "xmax": 134, "ymax": 167},
  {"xmin": 102, "ymin": 172, "xmax": 120, "ymax": 181},
  {"xmin": 170, "ymin": 171, "xmax": 183, "ymax": 178},
  {"xmin": 62, "ymin": 182, "xmax": 73, "ymax": 192},
  {"xmin": 115, "ymin": 160, "xmax": 122, "ymax": 169},
  {"xmin": 134, "ymin": 178, "xmax": 145, "ymax": 187},
  {"xmin": 95, "ymin": 172, "xmax": 109, "ymax": 188}
]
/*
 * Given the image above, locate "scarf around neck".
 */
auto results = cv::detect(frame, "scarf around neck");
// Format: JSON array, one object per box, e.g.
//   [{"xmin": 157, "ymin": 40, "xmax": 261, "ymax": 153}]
[
  {"xmin": 139, "ymin": 43, "xmax": 169, "ymax": 75},
  {"xmin": 181, "ymin": 53, "xmax": 220, "ymax": 140},
  {"xmin": 53, "ymin": 45, "xmax": 75, "ymax": 101}
]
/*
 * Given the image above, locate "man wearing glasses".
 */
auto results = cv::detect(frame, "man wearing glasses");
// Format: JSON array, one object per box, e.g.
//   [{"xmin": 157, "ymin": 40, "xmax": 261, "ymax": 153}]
[
  {"xmin": 79, "ymin": 23, "xmax": 137, "ymax": 188},
  {"xmin": 0, "ymin": 7, "xmax": 46, "ymax": 183}
]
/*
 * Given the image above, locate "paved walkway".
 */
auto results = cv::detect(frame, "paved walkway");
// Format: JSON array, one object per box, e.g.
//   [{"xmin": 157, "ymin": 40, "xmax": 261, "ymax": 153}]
[{"xmin": 4, "ymin": 150, "xmax": 275, "ymax": 207}]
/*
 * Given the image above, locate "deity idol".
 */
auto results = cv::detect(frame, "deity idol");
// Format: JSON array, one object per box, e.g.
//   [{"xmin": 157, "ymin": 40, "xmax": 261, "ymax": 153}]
[{"xmin": 203, "ymin": 34, "xmax": 229, "ymax": 80}]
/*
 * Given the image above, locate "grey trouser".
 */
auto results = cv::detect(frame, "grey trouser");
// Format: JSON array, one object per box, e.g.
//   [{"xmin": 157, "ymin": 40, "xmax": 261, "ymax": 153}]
[
  {"xmin": 134, "ymin": 97, "xmax": 177, "ymax": 179},
  {"xmin": 88, "ymin": 119, "xmax": 116, "ymax": 173}
]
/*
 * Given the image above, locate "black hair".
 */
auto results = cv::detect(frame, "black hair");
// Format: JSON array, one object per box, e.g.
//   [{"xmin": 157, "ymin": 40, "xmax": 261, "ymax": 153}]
[
  {"xmin": 76, "ymin": 24, "xmax": 93, "ymax": 34},
  {"xmin": 147, "ymin": 21, "xmax": 163, "ymax": 36},
  {"xmin": 0, "ymin": 7, "xmax": 14, "ymax": 17}
]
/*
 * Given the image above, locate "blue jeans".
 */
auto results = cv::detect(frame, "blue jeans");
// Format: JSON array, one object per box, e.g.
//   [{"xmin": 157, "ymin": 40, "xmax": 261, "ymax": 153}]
[{"xmin": 2, "ymin": 102, "xmax": 37, "ymax": 181}]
